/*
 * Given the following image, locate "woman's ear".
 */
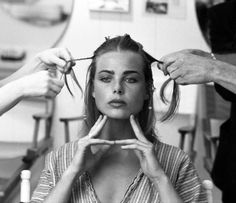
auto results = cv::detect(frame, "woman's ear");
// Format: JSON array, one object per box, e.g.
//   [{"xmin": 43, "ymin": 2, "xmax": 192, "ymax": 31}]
[
  {"xmin": 92, "ymin": 84, "xmax": 95, "ymax": 98},
  {"xmin": 145, "ymin": 93, "xmax": 149, "ymax": 100}
]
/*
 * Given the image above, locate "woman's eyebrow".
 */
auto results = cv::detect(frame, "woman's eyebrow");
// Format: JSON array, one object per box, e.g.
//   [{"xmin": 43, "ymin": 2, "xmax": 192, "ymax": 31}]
[
  {"xmin": 98, "ymin": 70, "xmax": 141, "ymax": 75},
  {"xmin": 98, "ymin": 70, "xmax": 114, "ymax": 74},
  {"xmin": 123, "ymin": 70, "xmax": 141, "ymax": 75}
]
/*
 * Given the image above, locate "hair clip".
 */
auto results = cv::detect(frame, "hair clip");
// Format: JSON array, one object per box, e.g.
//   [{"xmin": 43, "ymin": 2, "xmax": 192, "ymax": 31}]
[{"xmin": 61, "ymin": 57, "xmax": 93, "ymax": 97}]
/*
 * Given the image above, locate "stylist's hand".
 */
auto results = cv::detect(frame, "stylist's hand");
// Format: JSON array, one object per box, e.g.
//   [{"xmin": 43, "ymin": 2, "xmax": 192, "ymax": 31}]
[
  {"xmin": 115, "ymin": 115, "xmax": 164, "ymax": 181},
  {"xmin": 21, "ymin": 48, "xmax": 73, "ymax": 74},
  {"xmin": 16, "ymin": 70, "xmax": 64, "ymax": 98},
  {"xmin": 69, "ymin": 115, "xmax": 114, "ymax": 175},
  {"xmin": 159, "ymin": 49, "xmax": 215, "ymax": 85}
]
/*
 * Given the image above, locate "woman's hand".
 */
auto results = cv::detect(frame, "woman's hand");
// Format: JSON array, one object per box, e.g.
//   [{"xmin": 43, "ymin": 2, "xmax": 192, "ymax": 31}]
[
  {"xmin": 21, "ymin": 48, "xmax": 73, "ymax": 74},
  {"xmin": 69, "ymin": 115, "xmax": 115, "ymax": 175},
  {"xmin": 16, "ymin": 70, "xmax": 64, "ymax": 98},
  {"xmin": 115, "ymin": 115, "xmax": 164, "ymax": 180}
]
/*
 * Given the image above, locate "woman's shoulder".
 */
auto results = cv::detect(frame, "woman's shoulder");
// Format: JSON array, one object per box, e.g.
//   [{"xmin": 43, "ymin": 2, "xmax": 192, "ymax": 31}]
[
  {"xmin": 47, "ymin": 140, "xmax": 78, "ymax": 160},
  {"xmin": 155, "ymin": 141, "xmax": 194, "ymax": 181},
  {"xmin": 155, "ymin": 141, "xmax": 190, "ymax": 164}
]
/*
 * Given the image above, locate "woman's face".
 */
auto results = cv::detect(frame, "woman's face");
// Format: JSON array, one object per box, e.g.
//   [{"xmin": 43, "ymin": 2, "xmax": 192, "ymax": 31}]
[{"xmin": 92, "ymin": 51, "xmax": 148, "ymax": 119}]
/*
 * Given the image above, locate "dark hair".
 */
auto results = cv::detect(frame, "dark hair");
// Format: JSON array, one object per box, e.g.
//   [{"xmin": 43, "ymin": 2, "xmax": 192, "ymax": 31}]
[{"xmin": 84, "ymin": 34, "xmax": 179, "ymax": 142}]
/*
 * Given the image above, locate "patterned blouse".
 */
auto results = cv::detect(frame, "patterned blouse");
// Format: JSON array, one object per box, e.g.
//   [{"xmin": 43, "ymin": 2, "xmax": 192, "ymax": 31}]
[{"xmin": 31, "ymin": 140, "xmax": 207, "ymax": 203}]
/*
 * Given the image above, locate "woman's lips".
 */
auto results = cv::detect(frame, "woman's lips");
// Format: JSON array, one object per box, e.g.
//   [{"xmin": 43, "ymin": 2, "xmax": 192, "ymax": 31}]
[{"xmin": 109, "ymin": 100, "xmax": 126, "ymax": 108}]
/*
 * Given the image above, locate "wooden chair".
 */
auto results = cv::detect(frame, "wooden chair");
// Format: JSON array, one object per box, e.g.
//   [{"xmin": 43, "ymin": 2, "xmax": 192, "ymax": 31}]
[
  {"xmin": 202, "ymin": 84, "xmax": 230, "ymax": 173},
  {"xmin": 0, "ymin": 98, "xmax": 54, "ymax": 203},
  {"xmin": 60, "ymin": 115, "xmax": 87, "ymax": 143},
  {"xmin": 178, "ymin": 116, "xmax": 197, "ymax": 162},
  {"xmin": 177, "ymin": 86, "xmax": 199, "ymax": 163}
]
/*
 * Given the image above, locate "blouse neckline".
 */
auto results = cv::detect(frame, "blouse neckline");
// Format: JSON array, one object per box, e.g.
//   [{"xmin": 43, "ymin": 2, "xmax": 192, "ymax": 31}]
[{"xmin": 85, "ymin": 169, "xmax": 144, "ymax": 203}]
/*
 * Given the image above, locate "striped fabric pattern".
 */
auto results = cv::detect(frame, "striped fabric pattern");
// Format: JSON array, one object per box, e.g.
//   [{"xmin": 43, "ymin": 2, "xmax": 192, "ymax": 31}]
[{"xmin": 31, "ymin": 141, "xmax": 207, "ymax": 203}]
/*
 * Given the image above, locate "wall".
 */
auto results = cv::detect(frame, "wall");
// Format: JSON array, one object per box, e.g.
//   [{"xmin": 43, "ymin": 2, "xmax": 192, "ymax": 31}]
[{"xmin": 53, "ymin": 0, "xmax": 209, "ymax": 147}]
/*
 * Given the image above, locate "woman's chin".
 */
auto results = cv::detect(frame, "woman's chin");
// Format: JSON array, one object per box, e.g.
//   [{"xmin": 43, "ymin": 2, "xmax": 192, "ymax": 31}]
[
  {"xmin": 99, "ymin": 109, "xmax": 140, "ymax": 119},
  {"xmin": 104, "ymin": 112, "xmax": 132, "ymax": 120}
]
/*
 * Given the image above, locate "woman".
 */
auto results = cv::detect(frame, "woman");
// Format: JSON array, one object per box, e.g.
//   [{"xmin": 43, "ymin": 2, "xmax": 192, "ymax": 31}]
[{"xmin": 31, "ymin": 35, "xmax": 207, "ymax": 203}]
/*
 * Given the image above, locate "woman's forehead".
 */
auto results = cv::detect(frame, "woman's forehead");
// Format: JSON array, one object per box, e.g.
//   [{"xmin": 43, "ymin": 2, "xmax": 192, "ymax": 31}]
[{"xmin": 96, "ymin": 51, "xmax": 144, "ymax": 73}]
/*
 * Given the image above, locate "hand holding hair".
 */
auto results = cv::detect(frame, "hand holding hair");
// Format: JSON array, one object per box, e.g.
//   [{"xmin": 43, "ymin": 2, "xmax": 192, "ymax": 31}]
[
  {"xmin": 16, "ymin": 70, "xmax": 64, "ymax": 98},
  {"xmin": 158, "ymin": 49, "xmax": 216, "ymax": 85},
  {"xmin": 32, "ymin": 48, "xmax": 73, "ymax": 73}
]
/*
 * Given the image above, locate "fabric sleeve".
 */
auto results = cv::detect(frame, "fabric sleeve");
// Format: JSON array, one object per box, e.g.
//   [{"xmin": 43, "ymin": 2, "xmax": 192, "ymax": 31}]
[
  {"xmin": 175, "ymin": 155, "xmax": 207, "ymax": 203},
  {"xmin": 30, "ymin": 151, "xmax": 56, "ymax": 203}
]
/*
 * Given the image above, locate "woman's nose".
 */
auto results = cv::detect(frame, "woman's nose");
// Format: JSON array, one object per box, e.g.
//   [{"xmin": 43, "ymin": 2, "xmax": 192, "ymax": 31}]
[
  {"xmin": 113, "ymin": 81, "xmax": 123, "ymax": 95},
  {"xmin": 113, "ymin": 89, "xmax": 123, "ymax": 94}
]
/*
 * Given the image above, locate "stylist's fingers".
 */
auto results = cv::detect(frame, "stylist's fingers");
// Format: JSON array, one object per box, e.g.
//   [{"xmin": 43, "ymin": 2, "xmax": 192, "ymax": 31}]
[
  {"xmin": 166, "ymin": 58, "xmax": 184, "ymax": 77},
  {"xmin": 55, "ymin": 48, "xmax": 74, "ymax": 72},
  {"xmin": 37, "ymin": 48, "xmax": 73, "ymax": 72},
  {"xmin": 37, "ymin": 72, "xmax": 63, "ymax": 98},
  {"xmin": 166, "ymin": 63, "xmax": 178, "ymax": 75},
  {"xmin": 48, "ymin": 78, "xmax": 64, "ymax": 94},
  {"xmin": 159, "ymin": 55, "xmax": 177, "ymax": 76},
  {"xmin": 44, "ymin": 89, "xmax": 59, "ymax": 98},
  {"xmin": 37, "ymin": 49, "xmax": 66, "ymax": 66}
]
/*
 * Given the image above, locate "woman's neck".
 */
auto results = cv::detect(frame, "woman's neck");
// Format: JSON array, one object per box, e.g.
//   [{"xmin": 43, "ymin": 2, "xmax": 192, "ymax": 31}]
[{"xmin": 100, "ymin": 118, "xmax": 135, "ymax": 141}]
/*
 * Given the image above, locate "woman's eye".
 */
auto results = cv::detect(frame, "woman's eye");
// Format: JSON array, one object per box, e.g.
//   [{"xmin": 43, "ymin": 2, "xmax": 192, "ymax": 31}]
[
  {"xmin": 125, "ymin": 78, "xmax": 137, "ymax": 83},
  {"xmin": 100, "ymin": 77, "xmax": 111, "ymax": 82}
]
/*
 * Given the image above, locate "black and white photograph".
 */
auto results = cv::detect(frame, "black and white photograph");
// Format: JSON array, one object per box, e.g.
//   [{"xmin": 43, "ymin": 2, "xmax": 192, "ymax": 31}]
[
  {"xmin": 89, "ymin": 0, "xmax": 130, "ymax": 12},
  {"xmin": 0, "ymin": 0, "xmax": 234, "ymax": 203},
  {"xmin": 146, "ymin": 0, "xmax": 168, "ymax": 14}
]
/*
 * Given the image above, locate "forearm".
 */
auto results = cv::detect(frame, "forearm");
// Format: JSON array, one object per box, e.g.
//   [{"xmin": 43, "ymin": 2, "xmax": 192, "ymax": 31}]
[
  {"xmin": 151, "ymin": 171, "xmax": 183, "ymax": 203},
  {"xmin": 44, "ymin": 166, "xmax": 81, "ymax": 203},
  {"xmin": 0, "ymin": 81, "xmax": 23, "ymax": 116},
  {"xmin": 210, "ymin": 54, "xmax": 236, "ymax": 94}
]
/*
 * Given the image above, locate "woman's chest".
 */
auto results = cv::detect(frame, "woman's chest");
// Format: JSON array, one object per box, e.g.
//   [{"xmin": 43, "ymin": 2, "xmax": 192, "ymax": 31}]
[
  {"xmin": 91, "ymin": 167, "xmax": 139, "ymax": 203},
  {"xmin": 70, "ymin": 169, "xmax": 159, "ymax": 203}
]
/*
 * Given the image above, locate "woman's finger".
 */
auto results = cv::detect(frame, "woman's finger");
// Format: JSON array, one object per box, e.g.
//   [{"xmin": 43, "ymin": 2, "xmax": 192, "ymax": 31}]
[
  {"xmin": 114, "ymin": 139, "xmax": 148, "ymax": 147},
  {"xmin": 88, "ymin": 115, "xmax": 103, "ymax": 135},
  {"xmin": 121, "ymin": 143, "xmax": 147, "ymax": 151},
  {"xmin": 89, "ymin": 115, "xmax": 107, "ymax": 138},
  {"xmin": 77, "ymin": 138, "xmax": 114, "ymax": 152},
  {"xmin": 89, "ymin": 139, "xmax": 115, "ymax": 145},
  {"xmin": 130, "ymin": 115, "xmax": 149, "ymax": 143}
]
